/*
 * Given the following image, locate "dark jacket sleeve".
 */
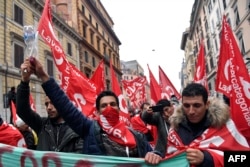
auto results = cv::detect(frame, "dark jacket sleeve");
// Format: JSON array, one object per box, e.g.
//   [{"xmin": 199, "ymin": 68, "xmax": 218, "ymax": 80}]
[
  {"xmin": 198, "ymin": 150, "xmax": 214, "ymax": 167},
  {"xmin": 16, "ymin": 81, "xmax": 43, "ymax": 134},
  {"xmin": 141, "ymin": 110, "xmax": 161, "ymax": 125},
  {"xmin": 41, "ymin": 77, "xmax": 93, "ymax": 138},
  {"xmin": 141, "ymin": 110, "xmax": 168, "ymax": 156}
]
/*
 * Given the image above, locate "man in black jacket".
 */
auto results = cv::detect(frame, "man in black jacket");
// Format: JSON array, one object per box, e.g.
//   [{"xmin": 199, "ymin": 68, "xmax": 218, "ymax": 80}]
[{"xmin": 16, "ymin": 69, "xmax": 83, "ymax": 153}]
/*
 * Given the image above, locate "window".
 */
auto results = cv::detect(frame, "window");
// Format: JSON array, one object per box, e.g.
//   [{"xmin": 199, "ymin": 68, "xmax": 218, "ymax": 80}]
[
  {"xmin": 206, "ymin": 38, "xmax": 211, "ymax": 51},
  {"xmin": 67, "ymin": 42, "xmax": 72, "ymax": 56},
  {"xmin": 92, "ymin": 57, "xmax": 96, "ymax": 67},
  {"xmin": 58, "ymin": 32, "xmax": 63, "ymax": 44},
  {"xmin": 82, "ymin": 5, "xmax": 85, "ymax": 15},
  {"xmin": 234, "ymin": 6, "xmax": 240, "ymax": 26},
  {"xmin": 103, "ymin": 44, "xmax": 106, "ymax": 55},
  {"xmin": 222, "ymin": 0, "xmax": 227, "ymax": 9},
  {"xmin": 97, "ymin": 37, "xmax": 100, "ymax": 51},
  {"xmin": 14, "ymin": 43, "xmax": 24, "ymax": 68},
  {"xmin": 89, "ymin": 14, "xmax": 92, "ymax": 24},
  {"xmin": 96, "ymin": 23, "xmax": 99, "ymax": 31},
  {"xmin": 216, "ymin": 9, "xmax": 221, "ymax": 22},
  {"xmin": 47, "ymin": 57, "xmax": 54, "ymax": 77},
  {"xmin": 206, "ymin": 64, "xmax": 209, "ymax": 74},
  {"xmin": 14, "ymin": 4, "xmax": 23, "ymax": 26},
  {"xmin": 82, "ymin": 24, "xmax": 87, "ymax": 38},
  {"xmin": 105, "ymin": 66, "xmax": 108, "ymax": 76},
  {"xmin": 205, "ymin": 21, "xmax": 208, "ymax": 32},
  {"xmin": 84, "ymin": 51, "xmax": 89, "ymax": 63},
  {"xmin": 237, "ymin": 32, "xmax": 245, "ymax": 55},
  {"xmin": 210, "ymin": 57, "xmax": 214, "ymax": 69},
  {"xmin": 208, "ymin": 83, "xmax": 212, "ymax": 90},
  {"xmin": 214, "ymin": 39, "xmax": 218, "ymax": 52},
  {"xmin": 106, "ymin": 80, "xmax": 110, "ymax": 90},
  {"xmin": 90, "ymin": 32, "xmax": 94, "ymax": 44},
  {"xmin": 208, "ymin": 2, "xmax": 212, "ymax": 14}
]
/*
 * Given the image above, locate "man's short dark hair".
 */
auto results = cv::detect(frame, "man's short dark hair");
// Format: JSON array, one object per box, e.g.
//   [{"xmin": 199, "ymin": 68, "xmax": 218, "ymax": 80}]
[
  {"xmin": 140, "ymin": 102, "xmax": 150, "ymax": 110},
  {"xmin": 182, "ymin": 83, "xmax": 208, "ymax": 103},
  {"xmin": 11, "ymin": 86, "xmax": 15, "ymax": 91},
  {"xmin": 156, "ymin": 99, "xmax": 171, "ymax": 108},
  {"xmin": 95, "ymin": 90, "xmax": 119, "ymax": 111}
]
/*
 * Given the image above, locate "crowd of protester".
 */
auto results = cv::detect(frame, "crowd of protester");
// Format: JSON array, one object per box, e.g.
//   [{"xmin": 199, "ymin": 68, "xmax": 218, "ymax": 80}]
[{"xmin": 0, "ymin": 57, "xmax": 249, "ymax": 167}]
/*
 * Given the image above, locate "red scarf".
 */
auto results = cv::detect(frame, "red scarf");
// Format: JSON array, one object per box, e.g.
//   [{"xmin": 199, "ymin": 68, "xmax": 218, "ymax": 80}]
[
  {"xmin": 131, "ymin": 115, "xmax": 148, "ymax": 133},
  {"xmin": 97, "ymin": 106, "xmax": 136, "ymax": 148},
  {"xmin": 131, "ymin": 115, "xmax": 158, "ymax": 148},
  {"xmin": 0, "ymin": 122, "xmax": 26, "ymax": 148},
  {"xmin": 166, "ymin": 119, "xmax": 249, "ymax": 167}
]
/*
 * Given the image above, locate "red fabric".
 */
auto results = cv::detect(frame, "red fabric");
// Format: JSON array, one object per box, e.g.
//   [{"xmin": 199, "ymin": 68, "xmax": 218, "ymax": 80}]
[
  {"xmin": 37, "ymin": 0, "xmax": 97, "ymax": 117},
  {"xmin": 97, "ymin": 106, "xmax": 136, "ymax": 148},
  {"xmin": 166, "ymin": 119, "xmax": 249, "ymax": 167},
  {"xmin": 159, "ymin": 66, "xmax": 181, "ymax": 100},
  {"xmin": 90, "ymin": 59, "xmax": 105, "ymax": 95},
  {"xmin": 215, "ymin": 16, "xmax": 250, "ymax": 141},
  {"xmin": 110, "ymin": 61, "xmax": 131, "ymax": 126},
  {"xmin": 130, "ymin": 115, "xmax": 149, "ymax": 134},
  {"xmin": 130, "ymin": 115, "xmax": 158, "ymax": 148},
  {"xmin": 193, "ymin": 42, "xmax": 209, "ymax": 92},
  {"xmin": 29, "ymin": 93, "xmax": 36, "ymax": 111},
  {"xmin": 148, "ymin": 65, "xmax": 161, "ymax": 105},
  {"xmin": 0, "ymin": 122, "xmax": 26, "ymax": 148},
  {"xmin": 122, "ymin": 76, "xmax": 147, "ymax": 108},
  {"xmin": 11, "ymin": 101, "xmax": 17, "ymax": 124}
]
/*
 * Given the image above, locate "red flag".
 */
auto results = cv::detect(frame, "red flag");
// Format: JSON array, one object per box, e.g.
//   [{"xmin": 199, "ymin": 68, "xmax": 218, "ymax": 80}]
[
  {"xmin": 215, "ymin": 16, "xmax": 250, "ymax": 141},
  {"xmin": 159, "ymin": 66, "xmax": 181, "ymax": 100},
  {"xmin": 29, "ymin": 94, "xmax": 36, "ymax": 112},
  {"xmin": 110, "ymin": 61, "xmax": 131, "ymax": 126},
  {"xmin": 148, "ymin": 64, "xmax": 161, "ymax": 104},
  {"xmin": 193, "ymin": 42, "xmax": 209, "ymax": 92},
  {"xmin": 11, "ymin": 101, "xmax": 17, "ymax": 124},
  {"xmin": 122, "ymin": 76, "xmax": 147, "ymax": 108},
  {"xmin": 90, "ymin": 59, "xmax": 105, "ymax": 95},
  {"xmin": 37, "ymin": 0, "xmax": 97, "ymax": 116}
]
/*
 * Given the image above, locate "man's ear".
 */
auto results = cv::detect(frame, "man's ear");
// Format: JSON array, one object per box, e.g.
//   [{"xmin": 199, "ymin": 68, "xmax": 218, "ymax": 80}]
[{"xmin": 205, "ymin": 99, "xmax": 210, "ymax": 109}]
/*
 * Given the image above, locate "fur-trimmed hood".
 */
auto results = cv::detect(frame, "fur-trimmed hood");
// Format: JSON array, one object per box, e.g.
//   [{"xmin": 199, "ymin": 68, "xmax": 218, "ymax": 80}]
[{"xmin": 170, "ymin": 97, "xmax": 230, "ymax": 129}]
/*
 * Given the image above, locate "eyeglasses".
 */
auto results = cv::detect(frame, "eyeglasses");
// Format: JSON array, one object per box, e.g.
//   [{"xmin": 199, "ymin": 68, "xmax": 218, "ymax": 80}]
[
  {"xmin": 100, "ymin": 102, "xmax": 118, "ymax": 108},
  {"xmin": 183, "ymin": 103, "xmax": 203, "ymax": 108}
]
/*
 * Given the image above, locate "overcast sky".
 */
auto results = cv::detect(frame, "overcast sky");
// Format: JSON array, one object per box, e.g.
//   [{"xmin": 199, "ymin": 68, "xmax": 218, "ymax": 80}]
[{"xmin": 101, "ymin": 0, "xmax": 194, "ymax": 91}]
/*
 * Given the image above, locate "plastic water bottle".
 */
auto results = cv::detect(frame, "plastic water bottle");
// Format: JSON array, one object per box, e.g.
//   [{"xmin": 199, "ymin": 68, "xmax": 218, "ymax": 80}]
[{"xmin": 23, "ymin": 25, "xmax": 38, "ymax": 58}]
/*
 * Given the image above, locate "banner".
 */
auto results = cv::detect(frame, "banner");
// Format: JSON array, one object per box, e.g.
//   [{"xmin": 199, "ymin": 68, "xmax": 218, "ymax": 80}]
[
  {"xmin": 0, "ymin": 143, "xmax": 189, "ymax": 167},
  {"xmin": 193, "ymin": 42, "xmax": 209, "ymax": 92},
  {"xmin": 37, "ymin": 0, "xmax": 97, "ymax": 116},
  {"xmin": 122, "ymin": 76, "xmax": 147, "ymax": 108},
  {"xmin": 159, "ymin": 66, "xmax": 181, "ymax": 100},
  {"xmin": 147, "ymin": 65, "xmax": 161, "ymax": 105},
  {"xmin": 215, "ymin": 16, "xmax": 250, "ymax": 141}
]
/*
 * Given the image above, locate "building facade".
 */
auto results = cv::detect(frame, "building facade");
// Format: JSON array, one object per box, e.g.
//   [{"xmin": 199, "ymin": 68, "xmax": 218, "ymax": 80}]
[
  {"xmin": 181, "ymin": 0, "xmax": 250, "ymax": 96},
  {"xmin": 0, "ymin": 0, "xmax": 121, "ymax": 121}
]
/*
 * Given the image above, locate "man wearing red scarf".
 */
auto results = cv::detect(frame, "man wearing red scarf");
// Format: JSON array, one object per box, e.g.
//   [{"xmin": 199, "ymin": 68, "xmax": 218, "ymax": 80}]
[
  {"xmin": 20, "ymin": 57, "xmax": 159, "ymax": 158},
  {"xmin": 145, "ymin": 83, "xmax": 249, "ymax": 166}
]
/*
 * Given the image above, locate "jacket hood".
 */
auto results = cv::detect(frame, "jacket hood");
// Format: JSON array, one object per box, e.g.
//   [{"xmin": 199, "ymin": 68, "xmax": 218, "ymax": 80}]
[{"xmin": 170, "ymin": 97, "xmax": 230, "ymax": 129}]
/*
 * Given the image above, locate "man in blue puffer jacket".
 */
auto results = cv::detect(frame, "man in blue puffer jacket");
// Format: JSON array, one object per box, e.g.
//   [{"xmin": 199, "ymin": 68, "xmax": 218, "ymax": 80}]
[{"xmin": 20, "ymin": 57, "xmax": 160, "ymax": 158}]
